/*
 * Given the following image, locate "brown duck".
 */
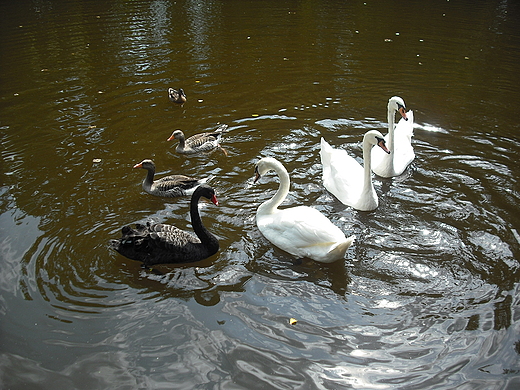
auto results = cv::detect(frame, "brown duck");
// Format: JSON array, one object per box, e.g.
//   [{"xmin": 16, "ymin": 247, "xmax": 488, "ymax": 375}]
[
  {"xmin": 167, "ymin": 124, "xmax": 228, "ymax": 156},
  {"xmin": 168, "ymin": 88, "xmax": 187, "ymax": 105},
  {"xmin": 133, "ymin": 159, "xmax": 207, "ymax": 198}
]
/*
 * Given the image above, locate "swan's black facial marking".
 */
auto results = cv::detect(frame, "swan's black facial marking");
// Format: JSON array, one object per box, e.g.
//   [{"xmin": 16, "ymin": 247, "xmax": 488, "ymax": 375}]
[{"xmin": 254, "ymin": 166, "xmax": 261, "ymax": 183}]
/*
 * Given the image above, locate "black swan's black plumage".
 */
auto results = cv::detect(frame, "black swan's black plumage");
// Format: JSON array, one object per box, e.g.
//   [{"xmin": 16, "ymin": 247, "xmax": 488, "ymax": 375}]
[{"xmin": 110, "ymin": 185, "xmax": 219, "ymax": 265}]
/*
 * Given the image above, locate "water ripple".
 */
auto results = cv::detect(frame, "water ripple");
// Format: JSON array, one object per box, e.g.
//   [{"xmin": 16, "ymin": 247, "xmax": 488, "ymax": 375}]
[{"xmin": 1, "ymin": 0, "xmax": 520, "ymax": 388}]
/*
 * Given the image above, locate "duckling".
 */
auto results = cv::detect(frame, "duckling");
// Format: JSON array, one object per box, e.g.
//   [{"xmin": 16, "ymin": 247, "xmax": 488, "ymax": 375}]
[
  {"xmin": 167, "ymin": 124, "xmax": 228, "ymax": 156},
  {"xmin": 168, "ymin": 88, "xmax": 187, "ymax": 105}
]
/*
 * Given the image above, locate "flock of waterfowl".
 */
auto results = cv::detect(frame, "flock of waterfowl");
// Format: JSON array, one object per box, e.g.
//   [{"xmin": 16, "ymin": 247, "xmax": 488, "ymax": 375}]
[{"xmin": 110, "ymin": 93, "xmax": 414, "ymax": 267}]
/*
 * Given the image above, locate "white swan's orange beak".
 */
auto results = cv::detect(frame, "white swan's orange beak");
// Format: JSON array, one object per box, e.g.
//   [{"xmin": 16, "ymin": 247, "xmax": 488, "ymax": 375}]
[
  {"xmin": 133, "ymin": 162, "xmax": 143, "ymax": 169},
  {"xmin": 167, "ymin": 133, "xmax": 175, "ymax": 141},
  {"xmin": 378, "ymin": 139, "xmax": 390, "ymax": 154},
  {"xmin": 398, "ymin": 107, "xmax": 408, "ymax": 121}
]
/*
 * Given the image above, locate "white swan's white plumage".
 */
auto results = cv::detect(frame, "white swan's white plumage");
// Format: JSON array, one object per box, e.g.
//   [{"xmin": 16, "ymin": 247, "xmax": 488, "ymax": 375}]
[
  {"xmin": 371, "ymin": 96, "xmax": 415, "ymax": 177},
  {"xmin": 320, "ymin": 130, "xmax": 389, "ymax": 211},
  {"xmin": 254, "ymin": 157, "xmax": 355, "ymax": 263}
]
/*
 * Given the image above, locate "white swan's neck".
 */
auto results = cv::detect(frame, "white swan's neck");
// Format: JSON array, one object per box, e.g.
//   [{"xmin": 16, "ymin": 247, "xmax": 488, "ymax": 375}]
[
  {"xmin": 362, "ymin": 139, "xmax": 375, "ymax": 195},
  {"xmin": 258, "ymin": 162, "xmax": 290, "ymax": 215},
  {"xmin": 387, "ymin": 105, "xmax": 395, "ymax": 152}
]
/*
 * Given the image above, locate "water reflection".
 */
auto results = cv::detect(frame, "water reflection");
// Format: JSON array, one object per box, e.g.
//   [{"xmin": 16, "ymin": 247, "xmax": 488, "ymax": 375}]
[
  {"xmin": 186, "ymin": 0, "xmax": 219, "ymax": 73},
  {"xmin": 1, "ymin": 0, "xmax": 520, "ymax": 388}
]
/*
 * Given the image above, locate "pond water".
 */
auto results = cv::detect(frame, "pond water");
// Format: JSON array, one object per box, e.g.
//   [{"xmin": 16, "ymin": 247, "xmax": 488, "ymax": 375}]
[{"xmin": 1, "ymin": 0, "xmax": 520, "ymax": 389}]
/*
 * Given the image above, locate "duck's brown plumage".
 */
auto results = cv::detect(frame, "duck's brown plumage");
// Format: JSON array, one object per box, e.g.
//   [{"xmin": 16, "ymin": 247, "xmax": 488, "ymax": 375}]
[
  {"xmin": 168, "ymin": 88, "xmax": 186, "ymax": 105},
  {"xmin": 133, "ymin": 159, "xmax": 207, "ymax": 198},
  {"xmin": 167, "ymin": 124, "xmax": 228, "ymax": 155}
]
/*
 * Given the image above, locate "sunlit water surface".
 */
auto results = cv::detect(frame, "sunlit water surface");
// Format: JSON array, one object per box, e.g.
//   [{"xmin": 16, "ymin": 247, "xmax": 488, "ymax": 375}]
[{"xmin": 1, "ymin": 0, "xmax": 519, "ymax": 389}]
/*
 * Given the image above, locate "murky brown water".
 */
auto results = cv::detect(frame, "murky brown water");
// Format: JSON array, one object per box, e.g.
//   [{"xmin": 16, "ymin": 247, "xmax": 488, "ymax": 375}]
[{"xmin": 1, "ymin": 0, "xmax": 520, "ymax": 388}]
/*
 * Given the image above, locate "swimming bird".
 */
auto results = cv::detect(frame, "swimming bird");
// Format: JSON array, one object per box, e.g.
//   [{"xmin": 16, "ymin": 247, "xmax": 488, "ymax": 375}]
[
  {"xmin": 110, "ymin": 184, "xmax": 219, "ymax": 265},
  {"xmin": 254, "ymin": 157, "xmax": 355, "ymax": 263},
  {"xmin": 133, "ymin": 159, "xmax": 207, "ymax": 198},
  {"xmin": 371, "ymin": 96, "xmax": 415, "ymax": 177},
  {"xmin": 320, "ymin": 130, "xmax": 390, "ymax": 211},
  {"xmin": 167, "ymin": 124, "xmax": 228, "ymax": 156},
  {"xmin": 168, "ymin": 88, "xmax": 187, "ymax": 105}
]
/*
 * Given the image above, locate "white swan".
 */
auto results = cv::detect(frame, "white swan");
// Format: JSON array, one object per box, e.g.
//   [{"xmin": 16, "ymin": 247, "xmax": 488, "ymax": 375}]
[
  {"xmin": 320, "ymin": 130, "xmax": 389, "ymax": 211},
  {"xmin": 254, "ymin": 157, "xmax": 355, "ymax": 263},
  {"xmin": 371, "ymin": 96, "xmax": 415, "ymax": 177}
]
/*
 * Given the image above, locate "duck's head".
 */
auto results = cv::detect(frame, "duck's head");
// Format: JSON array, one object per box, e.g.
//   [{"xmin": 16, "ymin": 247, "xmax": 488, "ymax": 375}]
[
  {"xmin": 133, "ymin": 159, "xmax": 155, "ymax": 170},
  {"xmin": 365, "ymin": 130, "xmax": 390, "ymax": 154},
  {"xmin": 388, "ymin": 96, "xmax": 407, "ymax": 120},
  {"xmin": 167, "ymin": 130, "xmax": 184, "ymax": 141}
]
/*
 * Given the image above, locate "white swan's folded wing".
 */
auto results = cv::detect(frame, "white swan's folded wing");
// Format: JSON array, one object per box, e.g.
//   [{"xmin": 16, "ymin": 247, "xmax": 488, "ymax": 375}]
[
  {"xmin": 320, "ymin": 138, "xmax": 364, "ymax": 206},
  {"xmin": 257, "ymin": 206, "xmax": 352, "ymax": 262},
  {"xmin": 395, "ymin": 110, "xmax": 414, "ymax": 141},
  {"xmin": 372, "ymin": 110, "xmax": 414, "ymax": 177},
  {"xmin": 393, "ymin": 110, "xmax": 415, "ymax": 164}
]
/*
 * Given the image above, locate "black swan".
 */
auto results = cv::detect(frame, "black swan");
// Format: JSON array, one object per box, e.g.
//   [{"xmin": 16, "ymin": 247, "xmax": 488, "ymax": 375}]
[
  {"xmin": 168, "ymin": 88, "xmax": 186, "ymax": 105},
  {"xmin": 167, "ymin": 124, "xmax": 228, "ymax": 156},
  {"xmin": 133, "ymin": 159, "xmax": 207, "ymax": 198},
  {"xmin": 110, "ymin": 185, "xmax": 219, "ymax": 265}
]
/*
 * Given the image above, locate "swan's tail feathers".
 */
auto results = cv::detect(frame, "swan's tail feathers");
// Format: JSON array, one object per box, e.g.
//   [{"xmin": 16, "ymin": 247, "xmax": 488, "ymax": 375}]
[
  {"xmin": 109, "ymin": 224, "xmax": 150, "ymax": 262},
  {"xmin": 328, "ymin": 235, "xmax": 356, "ymax": 259},
  {"xmin": 320, "ymin": 137, "xmax": 334, "ymax": 167}
]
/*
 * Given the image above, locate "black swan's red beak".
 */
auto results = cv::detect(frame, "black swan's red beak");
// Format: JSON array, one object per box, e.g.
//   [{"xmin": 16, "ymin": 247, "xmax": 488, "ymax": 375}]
[{"xmin": 211, "ymin": 194, "xmax": 219, "ymax": 206}]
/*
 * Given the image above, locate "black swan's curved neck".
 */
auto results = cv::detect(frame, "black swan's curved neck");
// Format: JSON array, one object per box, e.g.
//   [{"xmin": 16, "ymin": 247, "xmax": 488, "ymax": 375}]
[{"xmin": 190, "ymin": 194, "xmax": 219, "ymax": 252}]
